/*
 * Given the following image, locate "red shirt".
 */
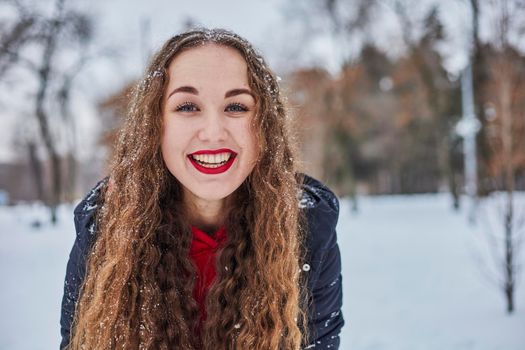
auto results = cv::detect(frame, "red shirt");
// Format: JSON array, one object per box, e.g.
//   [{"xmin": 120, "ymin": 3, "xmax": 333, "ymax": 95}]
[{"xmin": 189, "ymin": 224, "xmax": 227, "ymax": 330}]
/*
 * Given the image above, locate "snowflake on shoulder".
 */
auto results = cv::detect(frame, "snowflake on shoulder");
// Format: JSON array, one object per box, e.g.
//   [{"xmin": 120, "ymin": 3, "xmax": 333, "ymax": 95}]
[
  {"xmin": 297, "ymin": 187, "xmax": 317, "ymax": 209},
  {"xmin": 82, "ymin": 178, "xmax": 108, "ymax": 212}
]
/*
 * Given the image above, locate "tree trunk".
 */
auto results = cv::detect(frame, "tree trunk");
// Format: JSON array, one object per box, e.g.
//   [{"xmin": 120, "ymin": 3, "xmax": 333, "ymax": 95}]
[
  {"xmin": 34, "ymin": 0, "xmax": 66, "ymax": 224},
  {"xmin": 27, "ymin": 141, "xmax": 44, "ymax": 202},
  {"xmin": 504, "ymin": 205, "xmax": 514, "ymax": 313},
  {"xmin": 499, "ymin": 55, "xmax": 515, "ymax": 314}
]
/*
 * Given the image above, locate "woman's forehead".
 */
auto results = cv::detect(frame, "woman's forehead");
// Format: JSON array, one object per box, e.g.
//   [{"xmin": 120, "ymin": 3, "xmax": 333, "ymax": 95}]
[
  {"xmin": 167, "ymin": 44, "xmax": 248, "ymax": 81},
  {"xmin": 163, "ymin": 45, "xmax": 254, "ymax": 102}
]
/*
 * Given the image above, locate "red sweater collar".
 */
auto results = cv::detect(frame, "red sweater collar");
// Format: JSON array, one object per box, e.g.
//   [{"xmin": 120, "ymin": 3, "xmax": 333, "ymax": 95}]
[{"xmin": 189, "ymin": 225, "xmax": 227, "ymax": 255}]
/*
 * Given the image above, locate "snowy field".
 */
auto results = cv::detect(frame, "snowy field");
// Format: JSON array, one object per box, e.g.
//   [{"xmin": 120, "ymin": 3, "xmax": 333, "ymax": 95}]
[{"xmin": 1, "ymin": 193, "xmax": 524, "ymax": 349}]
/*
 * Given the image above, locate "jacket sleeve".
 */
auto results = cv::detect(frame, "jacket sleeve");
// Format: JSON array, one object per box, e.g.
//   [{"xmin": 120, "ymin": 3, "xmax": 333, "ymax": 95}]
[
  {"xmin": 300, "ymin": 174, "xmax": 345, "ymax": 349},
  {"xmin": 59, "ymin": 179, "xmax": 105, "ymax": 349}
]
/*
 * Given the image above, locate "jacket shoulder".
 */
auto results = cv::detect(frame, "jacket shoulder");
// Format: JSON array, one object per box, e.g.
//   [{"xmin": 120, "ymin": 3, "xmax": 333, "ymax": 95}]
[
  {"xmin": 73, "ymin": 177, "xmax": 108, "ymax": 237},
  {"xmin": 298, "ymin": 173, "xmax": 340, "ymax": 249},
  {"xmin": 299, "ymin": 174, "xmax": 339, "ymax": 228},
  {"xmin": 299, "ymin": 173, "xmax": 339, "ymax": 214}
]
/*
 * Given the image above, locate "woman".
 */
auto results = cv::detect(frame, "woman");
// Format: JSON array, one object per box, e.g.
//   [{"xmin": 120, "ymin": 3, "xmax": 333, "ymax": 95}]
[{"xmin": 60, "ymin": 28, "xmax": 344, "ymax": 350}]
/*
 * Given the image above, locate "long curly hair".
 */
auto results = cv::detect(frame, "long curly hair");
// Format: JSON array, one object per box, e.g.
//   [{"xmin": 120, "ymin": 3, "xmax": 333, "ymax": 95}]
[{"xmin": 67, "ymin": 28, "xmax": 310, "ymax": 350}]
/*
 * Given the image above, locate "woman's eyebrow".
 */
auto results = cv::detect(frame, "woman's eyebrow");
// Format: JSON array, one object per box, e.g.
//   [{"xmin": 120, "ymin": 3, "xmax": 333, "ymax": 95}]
[
  {"xmin": 168, "ymin": 85, "xmax": 198, "ymax": 99},
  {"xmin": 225, "ymin": 88, "xmax": 255, "ymax": 99}
]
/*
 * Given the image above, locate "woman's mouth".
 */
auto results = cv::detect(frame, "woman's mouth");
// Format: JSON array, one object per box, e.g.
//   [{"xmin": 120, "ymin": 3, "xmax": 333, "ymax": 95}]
[
  {"xmin": 190, "ymin": 152, "xmax": 233, "ymax": 167},
  {"xmin": 187, "ymin": 151, "xmax": 237, "ymax": 174}
]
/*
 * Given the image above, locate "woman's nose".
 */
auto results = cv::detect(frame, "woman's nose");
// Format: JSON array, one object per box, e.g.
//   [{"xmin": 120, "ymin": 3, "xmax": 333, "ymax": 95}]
[{"xmin": 197, "ymin": 112, "xmax": 228, "ymax": 142}]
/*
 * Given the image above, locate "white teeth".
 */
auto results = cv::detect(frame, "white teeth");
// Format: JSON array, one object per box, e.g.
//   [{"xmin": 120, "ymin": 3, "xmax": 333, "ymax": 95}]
[
  {"xmin": 192, "ymin": 152, "xmax": 232, "ymax": 164},
  {"xmin": 190, "ymin": 152, "xmax": 236, "ymax": 169}
]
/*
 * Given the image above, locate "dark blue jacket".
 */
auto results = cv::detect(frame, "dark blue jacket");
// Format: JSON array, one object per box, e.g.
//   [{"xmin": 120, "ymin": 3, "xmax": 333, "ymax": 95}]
[{"xmin": 60, "ymin": 173, "xmax": 344, "ymax": 349}]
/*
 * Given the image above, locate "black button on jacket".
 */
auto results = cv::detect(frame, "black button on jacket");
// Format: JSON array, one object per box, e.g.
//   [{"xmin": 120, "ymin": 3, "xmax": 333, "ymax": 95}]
[{"xmin": 60, "ymin": 173, "xmax": 344, "ymax": 349}]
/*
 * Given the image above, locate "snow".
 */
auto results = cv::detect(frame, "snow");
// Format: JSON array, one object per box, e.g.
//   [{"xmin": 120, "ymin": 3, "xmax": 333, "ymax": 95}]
[
  {"xmin": 1, "ymin": 194, "xmax": 524, "ymax": 349},
  {"xmin": 338, "ymin": 193, "xmax": 525, "ymax": 350},
  {"xmin": 0, "ymin": 203, "xmax": 76, "ymax": 350}
]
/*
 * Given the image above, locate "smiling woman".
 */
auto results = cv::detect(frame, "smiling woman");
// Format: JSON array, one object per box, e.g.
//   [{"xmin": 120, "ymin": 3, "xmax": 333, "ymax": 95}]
[{"xmin": 60, "ymin": 28, "xmax": 344, "ymax": 350}]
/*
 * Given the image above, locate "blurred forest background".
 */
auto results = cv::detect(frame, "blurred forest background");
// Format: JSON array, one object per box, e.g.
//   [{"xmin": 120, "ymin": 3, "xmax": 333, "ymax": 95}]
[{"xmin": 1, "ymin": 0, "xmax": 524, "ymax": 211}]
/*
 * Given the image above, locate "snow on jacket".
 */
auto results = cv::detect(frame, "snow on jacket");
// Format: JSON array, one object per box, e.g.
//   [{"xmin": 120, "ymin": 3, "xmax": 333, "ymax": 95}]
[{"xmin": 60, "ymin": 173, "xmax": 345, "ymax": 349}]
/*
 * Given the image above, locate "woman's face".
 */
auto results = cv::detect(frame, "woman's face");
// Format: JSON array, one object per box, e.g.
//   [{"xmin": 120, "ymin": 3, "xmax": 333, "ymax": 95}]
[{"xmin": 161, "ymin": 43, "xmax": 259, "ymax": 204}]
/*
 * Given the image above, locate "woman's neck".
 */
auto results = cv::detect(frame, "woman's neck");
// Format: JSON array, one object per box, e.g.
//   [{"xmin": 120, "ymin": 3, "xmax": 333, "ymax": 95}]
[{"xmin": 183, "ymin": 190, "xmax": 229, "ymax": 236}]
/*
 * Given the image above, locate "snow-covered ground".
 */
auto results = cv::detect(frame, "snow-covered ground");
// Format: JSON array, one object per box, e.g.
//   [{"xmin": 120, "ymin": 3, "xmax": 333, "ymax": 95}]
[
  {"xmin": 0, "ymin": 204, "xmax": 77, "ymax": 350},
  {"xmin": 1, "ymin": 194, "xmax": 524, "ymax": 349},
  {"xmin": 338, "ymin": 193, "xmax": 525, "ymax": 350}
]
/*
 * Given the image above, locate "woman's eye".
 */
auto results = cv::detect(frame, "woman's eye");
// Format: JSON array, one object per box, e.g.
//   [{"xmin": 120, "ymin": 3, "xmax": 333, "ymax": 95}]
[
  {"xmin": 175, "ymin": 102, "xmax": 199, "ymax": 112},
  {"xmin": 226, "ymin": 103, "xmax": 249, "ymax": 113}
]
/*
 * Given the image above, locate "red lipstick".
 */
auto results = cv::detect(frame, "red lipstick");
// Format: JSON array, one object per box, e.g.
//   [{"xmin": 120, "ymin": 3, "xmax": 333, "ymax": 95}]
[
  {"xmin": 189, "ymin": 148, "xmax": 236, "ymax": 156},
  {"xmin": 187, "ymin": 148, "xmax": 237, "ymax": 175}
]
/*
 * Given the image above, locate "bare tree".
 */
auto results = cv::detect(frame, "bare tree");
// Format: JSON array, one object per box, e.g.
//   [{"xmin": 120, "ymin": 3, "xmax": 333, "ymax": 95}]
[
  {"xmin": 474, "ymin": 195, "xmax": 525, "ymax": 314},
  {"xmin": 1, "ymin": 0, "xmax": 96, "ymax": 223},
  {"xmin": 487, "ymin": 0, "xmax": 524, "ymax": 313},
  {"xmin": 0, "ymin": 0, "xmax": 36, "ymax": 77},
  {"xmin": 32, "ymin": 0, "xmax": 97, "ymax": 222},
  {"xmin": 471, "ymin": 0, "xmax": 525, "ymax": 313}
]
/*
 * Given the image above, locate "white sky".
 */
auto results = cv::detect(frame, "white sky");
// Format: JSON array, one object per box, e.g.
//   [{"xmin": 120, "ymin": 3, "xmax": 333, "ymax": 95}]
[{"xmin": 80, "ymin": 0, "xmax": 288, "ymax": 91}]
